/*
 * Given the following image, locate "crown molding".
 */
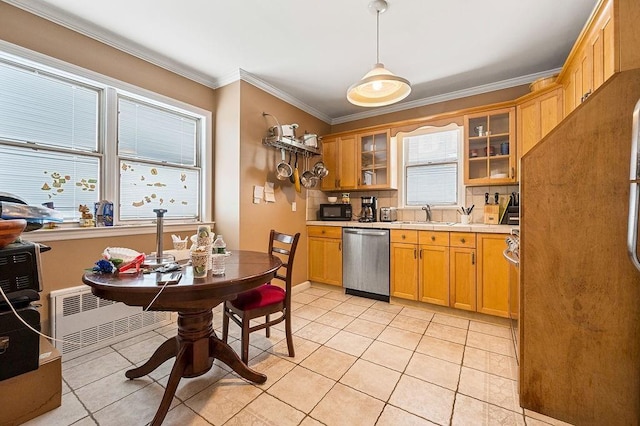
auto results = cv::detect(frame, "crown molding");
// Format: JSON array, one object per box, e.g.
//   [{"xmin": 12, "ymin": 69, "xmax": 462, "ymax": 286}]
[
  {"xmin": 2, "ymin": 0, "xmax": 218, "ymax": 88},
  {"xmin": 331, "ymin": 68, "xmax": 563, "ymax": 124}
]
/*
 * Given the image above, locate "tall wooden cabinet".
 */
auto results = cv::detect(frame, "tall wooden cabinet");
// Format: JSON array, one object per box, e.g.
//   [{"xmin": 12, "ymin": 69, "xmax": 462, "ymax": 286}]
[
  {"xmin": 516, "ymin": 86, "xmax": 564, "ymax": 158},
  {"xmin": 307, "ymin": 226, "xmax": 342, "ymax": 286},
  {"xmin": 464, "ymin": 107, "xmax": 517, "ymax": 185}
]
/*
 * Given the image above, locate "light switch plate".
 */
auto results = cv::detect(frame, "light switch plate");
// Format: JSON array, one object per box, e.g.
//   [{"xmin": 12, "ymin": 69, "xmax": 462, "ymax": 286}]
[{"xmin": 292, "ymin": 202, "xmax": 297, "ymax": 212}]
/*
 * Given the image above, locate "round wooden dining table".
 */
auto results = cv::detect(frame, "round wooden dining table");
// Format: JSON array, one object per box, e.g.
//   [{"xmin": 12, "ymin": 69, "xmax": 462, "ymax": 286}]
[{"xmin": 82, "ymin": 250, "xmax": 282, "ymax": 426}]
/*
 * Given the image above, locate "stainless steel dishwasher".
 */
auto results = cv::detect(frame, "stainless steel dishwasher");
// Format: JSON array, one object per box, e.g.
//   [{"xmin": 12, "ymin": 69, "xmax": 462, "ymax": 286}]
[{"xmin": 342, "ymin": 228, "xmax": 390, "ymax": 302}]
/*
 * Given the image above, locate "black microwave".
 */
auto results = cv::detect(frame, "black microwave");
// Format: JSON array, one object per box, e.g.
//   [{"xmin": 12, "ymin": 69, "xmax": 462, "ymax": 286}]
[{"xmin": 318, "ymin": 203, "xmax": 352, "ymax": 221}]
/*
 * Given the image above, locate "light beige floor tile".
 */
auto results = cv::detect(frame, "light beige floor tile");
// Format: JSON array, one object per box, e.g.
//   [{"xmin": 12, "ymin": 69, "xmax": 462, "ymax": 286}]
[
  {"xmin": 309, "ymin": 297, "xmax": 344, "ymax": 310},
  {"xmin": 425, "ymin": 322, "xmax": 468, "ymax": 345},
  {"xmin": 267, "ymin": 365, "xmax": 335, "ymax": 413},
  {"xmin": 294, "ymin": 321, "xmax": 340, "ymax": 344},
  {"xmin": 23, "ymin": 392, "xmax": 89, "ymax": 426},
  {"xmin": 300, "ymin": 346, "xmax": 357, "ymax": 380},
  {"xmin": 310, "ymin": 383, "xmax": 385, "ymax": 425},
  {"xmin": 294, "ymin": 305, "xmax": 329, "ymax": 321},
  {"xmin": 361, "ymin": 340, "xmax": 413, "ymax": 372},
  {"xmin": 291, "ymin": 301, "xmax": 305, "ymax": 312},
  {"xmin": 463, "ymin": 346, "xmax": 518, "ymax": 380},
  {"xmin": 153, "ymin": 322, "xmax": 179, "ymax": 336},
  {"xmin": 229, "ymin": 339, "xmax": 264, "ymax": 361},
  {"xmin": 316, "ymin": 310, "xmax": 356, "ymax": 329},
  {"xmin": 388, "ymin": 314, "xmax": 430, "ymax": 334},
  {"xmin": 458, "ymin": 367, "xmax": 520, "ymax": 412},
  {"xmin": 74, "ymin": 366, "xmax": 152, "ymax": 412},
  {"xmin": 452, "ymin": 393, "xmax": 525, "ymax": 425},
  {"xmin": 340, "ymin": 359, "xmax": 401, "ymax": 401},
  {"xmin": 184, "ymin": 374, "xmax": 262, "ymax": 425},
  {"xmin": 63, "ymin": 351, "xmax": 132, "ymax": 390},
  {"xmin": 225, "ymin": 392, "xmax": 306, "ymax": 426},
  {"xmin": 405, "ymin": 352, "xmax": 461, "ymax": 390},
  {"xmin": 248, "ymin": 327, "xmax": 286, "ymax": 351},
  {"xmin": 248, "ymin": 351, "xmax": 297, "ymax": 389},
  {"xmin": 400, "ymin": 307, "xmax": 435, "ymax": 322},
  {"xmin": 62, "ymin": 346, "xmax": 115, "ymax": 371},
  {"xmin": 466, "ymin": 331, "xmax": 515, "ymax": 357},
  {"xmin": 115, "ymin": 334, "xmax": 170, "ymax": 365},
  {"xmin": 324, "ymin": 330, "xmax": 374, "ymax": 357},
  {"xmin": 468, "ymin": 321, "xmax": 513, "ymax": 339},
  {"xmin": 144, "ymin": 357, "xmax": 177, "ymax": 381},
  {"xmin": 110, "ymin": 330, "xmax": 159, "ymax": 351},
  {"xmin": 415, "ymin": 335, "xmax": 465, "ymax": 364},
  {"xmin": 376, "ymin": 404, "xmax": 438, "ymax": 425},
  {"xmin": 293, "ymin": 293, "xmax": 321, "ymax": 304},
  {"xmin": 344, "ymin": 296, "xmax": 377, "ymax": 308},
  {"xmin": 343, "ymin": 318, "xmax": 387, "ymax": 339},
  {"xmin": 61, "ymin": 379, "xmax": 71, "ymax": 395},
  {"xmin": 371, "ymin": 300, "xmax": 404, "ymax": 313},
  {"xmin": 323, "ymin": 291, "xmax": 353, "ymax": 302},
  {"xmin": 273, "ymin": 315, "xmax": 311, "ymax": 333},
  {"xmin": 359, "ymin": 308, "xmax": 398, "ymax": 325},
  {"xmin": 303, "ymin": 288, "xmax": 331, "ymax": 297},
  {"xmin": 432, "ymin": 313, "xmax": 470, "ymax": 329},
  {"xmin": 389, "ymin": 375, "xmax": 455, "ymax": 425},
  {"xmin": 268, "ymin": 336, "xmax": 320, "ymax": 363},
  {"xmin": 332, "ymin": 302, "xmax": 369, "ymax": 317},
  {"xmin": 300, "ymin": 415, "xmax": 325, "ymax": 425},
  {"xmin": 93, "ymin": 382, "xmax": 179, "ymax": 426},
  {"xmin": 163, "ymin": 404, "xmax": 210, "ymax": 426},
  {"xmin": 377, "ymin": 326, "xmax": 422, "ymax": 350},
  {"xmin": 524, "ymin": 409, "xmax": 575, "ymax": 425},
  {"xmin": 158, "ymin": 364, "xmax": 228, "ymax": 401},
  {"xmin": 68, "ymin": 417, "xmax": 97, "ymax": 426}
]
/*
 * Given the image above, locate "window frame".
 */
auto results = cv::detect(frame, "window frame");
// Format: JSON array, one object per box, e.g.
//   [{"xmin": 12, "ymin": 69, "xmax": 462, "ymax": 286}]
[
  {"xmin": 397, "ymin": 123, "xmax": 464, "ymax": 209},
  {"xmin": 0, "ymin": 41, "xmax": 212, "ymax": 233}
]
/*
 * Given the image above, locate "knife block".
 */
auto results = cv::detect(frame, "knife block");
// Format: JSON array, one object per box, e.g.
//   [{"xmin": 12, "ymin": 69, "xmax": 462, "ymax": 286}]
[{"xmin": 483, "ymin": 204, "xmax": 500, "ymax": 224}]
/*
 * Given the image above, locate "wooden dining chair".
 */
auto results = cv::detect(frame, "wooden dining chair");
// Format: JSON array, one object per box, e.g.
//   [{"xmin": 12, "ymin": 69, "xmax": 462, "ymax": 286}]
[{"xmin": 222, "ymin": 229, "xmax": 300, "ymax": 364}]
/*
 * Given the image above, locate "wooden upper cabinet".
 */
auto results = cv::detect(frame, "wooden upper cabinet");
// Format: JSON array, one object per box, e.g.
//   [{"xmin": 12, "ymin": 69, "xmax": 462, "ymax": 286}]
[
  {"xmin": 320, "ymin": 137, "xmax": 339, "ymax": 191},
  {"xmin": 358, "ymin": 129, "xmax": 397, "ymax": 190},
  {"xmin": 464, "ymin": 107, "xmax": 517, "ymax": 186},
  {"xmin": 320, "ymin": 135, "xmax": 357, "ymax": 191},
  {"xmin": 516, "ymin": 87, "xmax": 563, "ymax": 159},
  {"xmin": 559, "ymin": 0, "xmax": 614, "ymax": 116}
]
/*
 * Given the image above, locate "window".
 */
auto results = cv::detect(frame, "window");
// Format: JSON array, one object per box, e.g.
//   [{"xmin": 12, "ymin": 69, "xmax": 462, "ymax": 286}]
[
  {"xmin": 0, "ymin": 49, "xmax": 210, "ymax": 225},
  {"xmin": 401, "ymin": 124, "xmax": 463, "ymax": 207}
]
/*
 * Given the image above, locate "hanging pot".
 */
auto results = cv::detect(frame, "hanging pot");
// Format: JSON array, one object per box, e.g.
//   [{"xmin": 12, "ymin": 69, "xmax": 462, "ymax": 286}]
[
  {"xmin": 276, "ymin": 149, "xmax": 292, "ymax": 180},
  {"xmin": 313, "ymin": 161, "xmax": 329, "ymax": 178},
  {"xmin": 301, "ymin": 154, "xmax": 318, "ymax": 188}
]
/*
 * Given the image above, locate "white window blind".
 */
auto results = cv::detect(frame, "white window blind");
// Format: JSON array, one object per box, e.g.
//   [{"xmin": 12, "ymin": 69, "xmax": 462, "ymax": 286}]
[
  {"xmin": 118, "ymin": 97, "xmax": 201, "ymax": 220},
  {"xmin": 404, "ymin": 128, "xmax": 460, "ymax": 206},
  {"xmin": 0, "ymin": 60, "xmax": 100, "ymax": 220}
]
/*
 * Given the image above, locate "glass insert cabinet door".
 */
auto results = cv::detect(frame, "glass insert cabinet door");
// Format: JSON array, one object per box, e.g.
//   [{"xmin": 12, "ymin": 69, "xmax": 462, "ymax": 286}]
[
  {"xmin": 464, "ymin": 107, "xmax": 516, "ymax": 185},
  {"xmin": 359, "ymin": 130, "xmax": 390, "ymax": 188}
]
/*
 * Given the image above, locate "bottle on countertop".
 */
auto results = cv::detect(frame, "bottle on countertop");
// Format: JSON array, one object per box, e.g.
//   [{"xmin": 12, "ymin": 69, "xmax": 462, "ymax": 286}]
[{"xmin": 212, "ymin": 235, "xmax": 226, "ymax": 254}]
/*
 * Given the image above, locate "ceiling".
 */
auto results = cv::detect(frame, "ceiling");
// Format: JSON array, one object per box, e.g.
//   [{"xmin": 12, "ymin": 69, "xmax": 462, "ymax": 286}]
[{"xmin": 5, "ymin": 0, "xmax": 599, "ymax": 124}]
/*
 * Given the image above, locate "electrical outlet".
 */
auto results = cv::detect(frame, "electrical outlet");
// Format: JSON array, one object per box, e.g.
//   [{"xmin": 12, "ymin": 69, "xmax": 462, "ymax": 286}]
[{"xmin": 292, "ymin": 202, "xmax": 297, "ymax": 212}]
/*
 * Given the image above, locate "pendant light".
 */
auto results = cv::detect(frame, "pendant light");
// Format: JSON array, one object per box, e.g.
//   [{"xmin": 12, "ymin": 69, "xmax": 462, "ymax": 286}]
[{"xmin": 347, "ymin": 0, "xmax": 411, "ymax": 107}]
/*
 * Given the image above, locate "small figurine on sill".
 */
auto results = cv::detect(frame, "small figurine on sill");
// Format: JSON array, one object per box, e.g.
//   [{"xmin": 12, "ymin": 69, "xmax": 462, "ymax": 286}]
[{"xmin": 78, "ymin": 204, "xmax": 95, "ymax": 227}]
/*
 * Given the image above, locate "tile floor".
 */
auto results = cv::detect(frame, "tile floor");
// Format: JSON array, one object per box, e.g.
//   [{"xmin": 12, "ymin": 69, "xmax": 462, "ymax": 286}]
[{"xmin": 25, "ymin": 285, "xmax": 573, "ymax": 426}]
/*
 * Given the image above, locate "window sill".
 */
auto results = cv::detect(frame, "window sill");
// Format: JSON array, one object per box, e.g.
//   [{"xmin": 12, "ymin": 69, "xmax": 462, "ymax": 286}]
[{"xmin": 20, "ymin": 222, "xmax": 215, "ymax": 243}]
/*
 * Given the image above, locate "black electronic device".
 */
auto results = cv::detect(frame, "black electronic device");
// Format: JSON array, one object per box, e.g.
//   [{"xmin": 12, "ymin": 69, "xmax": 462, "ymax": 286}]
[
  {"xmin": 0, "ymin": 305, "xmax": 40, "ymax": 380},
  {"xmin": 0, "ymin": 241, "xmax": 46, "ymax": 311}
]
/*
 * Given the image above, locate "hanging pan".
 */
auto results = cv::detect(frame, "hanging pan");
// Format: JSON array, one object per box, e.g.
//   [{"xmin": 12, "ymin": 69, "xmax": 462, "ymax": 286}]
[{"xmin": 276, "ymin": 149, "xmax": 292, "ymax": 180}]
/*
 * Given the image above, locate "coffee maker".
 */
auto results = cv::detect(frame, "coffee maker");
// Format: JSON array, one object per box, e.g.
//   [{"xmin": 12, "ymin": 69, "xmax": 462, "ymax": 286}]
[{"xmin": 359, "ymin": 196, "xmax": 377, "ymax": 222}]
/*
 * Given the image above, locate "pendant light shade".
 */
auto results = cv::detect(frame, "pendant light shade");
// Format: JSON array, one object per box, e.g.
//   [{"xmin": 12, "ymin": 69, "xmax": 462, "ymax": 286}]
[{"xmin": 347, "ymin": 0, "xmax": 411, "ymax": 107}]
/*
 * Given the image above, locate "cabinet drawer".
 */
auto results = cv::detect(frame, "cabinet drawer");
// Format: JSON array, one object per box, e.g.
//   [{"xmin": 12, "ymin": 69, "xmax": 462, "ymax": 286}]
[
  {"xmin": 450, "ymin": 232, "xmax": 476, "ymax": 248},
  {"xmin": 308, "ymin": 226, "xmax": 342, "ymax": 239},
  {"xmin": 391, "ymin": 230, "xmax": 418, "ymax": 244},
  {"xmin": 419, "ymin": 231, "xmax": 450, "ymax": 246}
]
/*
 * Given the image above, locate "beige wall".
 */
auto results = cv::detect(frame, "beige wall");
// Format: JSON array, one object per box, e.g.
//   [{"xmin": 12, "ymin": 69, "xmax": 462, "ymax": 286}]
[{"xmin": 236, "ymin": 81, "xmax": 330, "ymax": 287}]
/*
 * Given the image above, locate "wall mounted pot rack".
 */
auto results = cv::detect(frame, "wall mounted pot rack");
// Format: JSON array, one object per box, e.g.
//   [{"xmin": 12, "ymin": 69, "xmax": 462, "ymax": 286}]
[{"xmin": 262, "ymin": 135, "xmax": 320, "ymax": 156}]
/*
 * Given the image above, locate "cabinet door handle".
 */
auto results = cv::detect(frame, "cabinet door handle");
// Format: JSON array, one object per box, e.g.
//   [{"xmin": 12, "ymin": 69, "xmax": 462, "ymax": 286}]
[
  {"xmin": 321, "ymin": 230, "xmax": 325, "ymax": 234},
  {"xmin": 339, "ymin": 242, "xmax": 342, "ymax": 251},
  {"xmin": 358, "ymin": 177, "xmax": 361, "ymax": 186},
  {"xmin": 511, "ymin": 167, "xmax": 515, "ymax": 178},
  {"xmin": 431, "ymin": 236, "xmax": 435, "ymax": 242},
  {"xmin": 471, "ymin": 252, "xmax": 475, "ymax": 265},
  {"xmin": 460, "ymin": 238, "xmax": 466, "ymax": 244},
  {"xmin": 402, "ymin": 234, "xmax": 406, "ymax": 239},
  {"xmin": 414, "ymin": 249, "xmax": 417, "ymax": 259},
  {"xmin": 419, "ymin": 248, "xmax": 423, "ymax": 259}
]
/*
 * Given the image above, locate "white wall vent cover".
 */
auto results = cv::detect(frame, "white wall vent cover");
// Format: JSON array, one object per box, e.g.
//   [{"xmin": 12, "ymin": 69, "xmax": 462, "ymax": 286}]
[{"xmin": 50, "ymin": 285, "xmax": 172, "ymax": 360}]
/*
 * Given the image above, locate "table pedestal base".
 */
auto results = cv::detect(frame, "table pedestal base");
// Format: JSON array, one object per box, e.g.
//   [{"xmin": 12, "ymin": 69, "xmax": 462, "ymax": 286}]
[{"xmin": 125, "ymin": 309, "xmax": 266, "ymax": 426}]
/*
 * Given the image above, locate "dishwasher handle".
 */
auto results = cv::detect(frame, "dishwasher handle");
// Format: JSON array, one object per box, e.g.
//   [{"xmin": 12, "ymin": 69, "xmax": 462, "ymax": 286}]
[{"xmin": 343, "ymin": 229, "xmax": 389, "ymax": 237}]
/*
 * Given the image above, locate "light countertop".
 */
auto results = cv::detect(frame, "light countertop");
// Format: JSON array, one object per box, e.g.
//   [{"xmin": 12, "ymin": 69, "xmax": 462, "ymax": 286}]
[{"xmin": 306, "ymin": 220, "xmax": 517, "ymax": 234}]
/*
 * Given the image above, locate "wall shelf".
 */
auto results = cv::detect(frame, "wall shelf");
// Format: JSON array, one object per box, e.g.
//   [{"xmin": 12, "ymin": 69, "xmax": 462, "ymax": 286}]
[{"xmin": 262, "ymin": 135, "xmax": 320, "ymax": 156}]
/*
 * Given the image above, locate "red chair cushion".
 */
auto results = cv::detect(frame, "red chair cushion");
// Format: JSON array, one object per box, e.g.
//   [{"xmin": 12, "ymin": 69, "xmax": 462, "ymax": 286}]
[{"xmin": 231, "ymin": 284, "xmax": 285, "ymax": 311}]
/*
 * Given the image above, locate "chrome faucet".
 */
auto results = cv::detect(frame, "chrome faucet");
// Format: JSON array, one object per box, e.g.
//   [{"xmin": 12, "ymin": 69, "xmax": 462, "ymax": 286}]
[{"xmin": 422, "ymin": 204, "xmax": 432, "ymax": 222}]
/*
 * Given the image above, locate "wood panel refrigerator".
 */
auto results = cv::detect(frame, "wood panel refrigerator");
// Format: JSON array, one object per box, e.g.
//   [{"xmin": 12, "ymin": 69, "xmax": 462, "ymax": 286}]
[{"xmin": 520, "ymin": 69, "xmax": 640, "ymax": 425}]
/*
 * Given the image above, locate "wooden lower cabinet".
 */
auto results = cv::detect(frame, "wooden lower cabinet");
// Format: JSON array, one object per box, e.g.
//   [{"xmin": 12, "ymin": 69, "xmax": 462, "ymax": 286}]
[
  {"xmin": 418, "ymin": 244, "xmax": 449, "ymax": 306},
  {"xmin": 449, "ymin": 247, "xmax": 476, "ymax": 311},
  {"xmin": 307, "ymin": 226, "xmax": 342, "ymax": 286},
  {"xmin": 476, "ymin": 233, "xmax": 510, "ymax": 317},
  {"xmin": 390, "ymin": 242, "xmax": 418, "ymax": 299}
]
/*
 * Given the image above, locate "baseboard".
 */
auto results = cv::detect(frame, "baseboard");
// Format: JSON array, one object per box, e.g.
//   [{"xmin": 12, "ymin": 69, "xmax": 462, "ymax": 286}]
[{"xmin": 292, "ymin": 281, "xmax": 311, "ymax": 293}]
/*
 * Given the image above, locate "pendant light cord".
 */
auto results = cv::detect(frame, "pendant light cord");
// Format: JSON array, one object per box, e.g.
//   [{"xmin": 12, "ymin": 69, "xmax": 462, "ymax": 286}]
[{"xmin": 376, "ymin": 9, "xmax": 380, "ymax": 64}]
